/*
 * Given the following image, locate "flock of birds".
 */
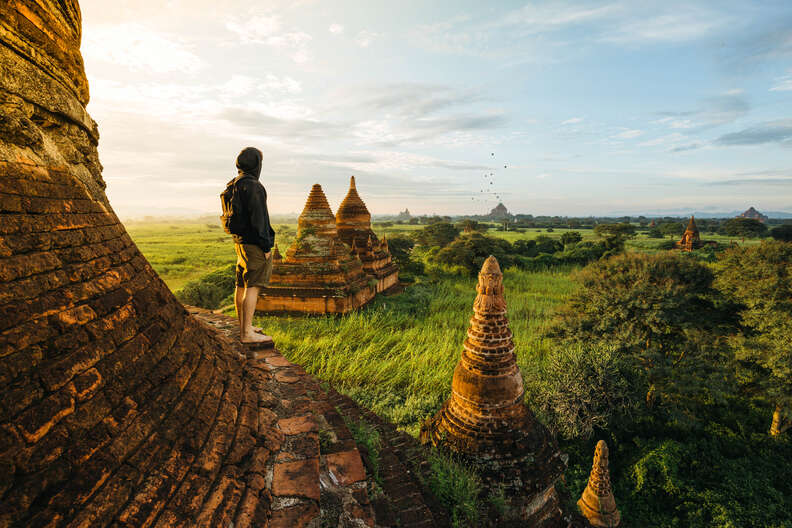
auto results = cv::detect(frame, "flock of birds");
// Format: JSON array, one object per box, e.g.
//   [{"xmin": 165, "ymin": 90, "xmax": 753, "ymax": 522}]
[{"xmin": 470, "ymin": 152, "xmax": 508, "ymax": 214}]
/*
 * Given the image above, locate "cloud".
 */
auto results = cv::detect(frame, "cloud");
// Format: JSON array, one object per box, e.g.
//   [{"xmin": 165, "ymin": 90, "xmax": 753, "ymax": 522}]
[
  {"xmin": 329, "ymin": 23, "xmax": 344, "ymax": 34},
  {"xmin": 221, "ymin": 107, "xmax": 343, "ymax": 140},
  {"xmin": 225, "ymin": 12, "xmax": 312, "ymax": 63},
  {"xmin": 654, "ymin": 93, "xmax": 750, "ymax": 131},
  {"xmin": 83, "ymin": 23, "xmax": 203, "ymax": 74},
  {"xmin": 347, "ymin": 83, "xmax": 506, "ymax": 146},
  {"xmin": 561, "ymin": 117, "xmax": 584, "ymax": 125},
  {"xmin": 601, "ymin": 7, "xmax": 727, "ymax": 44},
  {"xmin": 770, "ymin": 72, "xmax": 792, "ymax": 91},
  {"xmin": 354, "ymin": 30, "xmax": 381, "ymax": 47},
  {"xmin": 638, "ymin": 132, "xmax": 703, "ymax": 152},
  {"xmin": 612, "ymin": 129, "xmax": 643, "ymax": 139},
  {"xmin": 715, "ymin": 119, "xmax": 792, "ymax": 146}
]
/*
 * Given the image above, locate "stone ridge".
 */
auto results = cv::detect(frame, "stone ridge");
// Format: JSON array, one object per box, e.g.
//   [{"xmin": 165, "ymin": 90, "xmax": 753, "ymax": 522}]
[{"xmin": 188, "ymin": 307, "xmax": 451, "ymax": 528}]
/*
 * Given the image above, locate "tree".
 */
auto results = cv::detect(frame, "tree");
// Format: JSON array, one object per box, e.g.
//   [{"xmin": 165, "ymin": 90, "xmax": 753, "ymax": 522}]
[
  {"xmin": 455, "ymin": 219, "xmax": 484, "ymax": 233},
  {"xmin": 430, "ymin": 233, "xmax": 514, "ymax": 275},
  {"xmin": 560, "ymin": 231, "xmax": 583, "ymax": 246},
  {"xmin": 658, "ymin": 222, "xmax": 685, "ymax": 239},
  {"xmin": 411, "ymin": 222, "xmax": 460, "ymax": 248},
  {"xmin": 647, "ymin": 228, "xmax": 663, "ymax": 239},
  {"xmin": 512, "ymin": 239, "xmax": 538, "ymax": 257},
  {"xmin": 548, "ymin": 253, "xmax": 734, "ymax": 410},
  {"xmin": 534, "ymin": 235, "xmax": 563, "ymax": 254},
  {"xmin": 721, "ymin": 217, "xmax": 768, "ymax": 238},
  {"xmin": 770, "ymin": 224, "xmax": 792, "ymax": 242},
  {"xmin": 715, "ymin": 241, "xmax": 792, "ymax": 435},
  {"xmin": 528, "ymin": 343, "xmax": 640, "ymax": 439},
  {"xmin": 594, "ymin": 222, "xmax": 635, "ymax": 252}
]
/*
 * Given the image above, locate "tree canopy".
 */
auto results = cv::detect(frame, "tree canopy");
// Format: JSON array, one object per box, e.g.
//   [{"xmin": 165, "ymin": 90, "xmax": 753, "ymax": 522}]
[
  {"xmin": 715, "ymin": 240, "xmax": 792, "ymax": 435},
  {"xmin": 548, "ymin": 252, "xmax": 734, "ymax": 411},
  {"xmin": 721, "ymin": 217, "xmax": 768, "ymax": 238},
  {"xmin": 412, "ymin": 222, "xmax": 460, "ymax": 248}
]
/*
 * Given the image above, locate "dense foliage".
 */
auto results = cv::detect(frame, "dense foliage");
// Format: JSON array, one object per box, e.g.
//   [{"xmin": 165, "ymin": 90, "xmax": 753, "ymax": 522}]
[
  {"xmin": 770, "ymin": 224, "xmax": 792, "ymax": 242},
  {"xmin": 715, "ymin": 241, "xmax": 792, "ymax": 435},
  {"xmin": 175, "ymin": 263, "xmax": 236, "ymax": 309},
  {"xmin": 412, "ymin": 222, "xmax": 460, "ymax": 247},
  {"xmin": 721, "ymin": 217, "xmax": 768, "ymax": 238},
  {"xmin": 548, "ymin": 253, "xmax": 735, "ymax": 412}
]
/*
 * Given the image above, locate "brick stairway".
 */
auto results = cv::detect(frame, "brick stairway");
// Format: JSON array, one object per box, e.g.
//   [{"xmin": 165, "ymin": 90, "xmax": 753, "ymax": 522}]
[{"xmin": 187, "ymin": 307, "xmax": 451, "ymax": 528}]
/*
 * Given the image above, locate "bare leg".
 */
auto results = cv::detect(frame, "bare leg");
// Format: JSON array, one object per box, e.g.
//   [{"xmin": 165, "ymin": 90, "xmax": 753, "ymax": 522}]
[
  {"xmin": 234, "ymin": 286, "xmax": 244, "ymax": 328},
  {"xmin": 240, "ymin": 286, "xmax": 271, "ymax": 343}
]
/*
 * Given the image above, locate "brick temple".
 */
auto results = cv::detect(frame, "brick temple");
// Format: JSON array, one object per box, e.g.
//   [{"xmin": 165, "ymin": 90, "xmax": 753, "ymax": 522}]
[
  {"xmin": 256, "ymin": 183, "xmax": 377, "ymax": 315},
  {"xmin": 675, "ymin": 216, "xmax": 704, "ymax": 251},
  {"xmin": 335, "ymin": 176, "xmax": 399, "ymax": 293},
  {"xmin": 420, "ymin": 256, "xmax": 566, "ymax": 525}
]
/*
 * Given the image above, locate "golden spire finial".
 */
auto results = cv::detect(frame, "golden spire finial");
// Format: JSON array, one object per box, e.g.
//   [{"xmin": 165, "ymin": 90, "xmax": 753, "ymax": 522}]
[{"xmin": 578, "ymin": 440, "xmax": 620, "ymax": 527}]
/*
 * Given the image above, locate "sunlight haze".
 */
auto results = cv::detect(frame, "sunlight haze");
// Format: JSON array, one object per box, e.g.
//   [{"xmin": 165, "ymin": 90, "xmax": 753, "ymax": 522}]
[{"xmin": 79, "ymin": 0, "xmax": 792, "ymax": 218}]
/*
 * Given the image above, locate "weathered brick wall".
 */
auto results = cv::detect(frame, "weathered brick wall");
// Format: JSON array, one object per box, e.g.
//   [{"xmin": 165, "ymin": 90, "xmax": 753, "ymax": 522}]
[{"xmin": 0, "ymin": 2, "xmax": 280, "ymax": 526}]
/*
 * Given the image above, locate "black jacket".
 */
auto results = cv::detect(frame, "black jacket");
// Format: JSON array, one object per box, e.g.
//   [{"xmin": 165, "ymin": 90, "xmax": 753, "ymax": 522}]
[{"xmin": 233, "ymin": 148, "xmax": 276, "ymax": 252}]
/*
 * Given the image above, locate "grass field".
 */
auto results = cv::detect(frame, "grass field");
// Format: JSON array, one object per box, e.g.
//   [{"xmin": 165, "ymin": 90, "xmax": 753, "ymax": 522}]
[
  {"xmin": 126, "ymin": 219, "xmax": 790, "ymax": 527},
  {"xmin": 127, "ymin": 218, "xmax": 758, "ymax": 290},
  {"xmin": 249, "ymin": 267, "xmax": 577, "ymax": 436}
]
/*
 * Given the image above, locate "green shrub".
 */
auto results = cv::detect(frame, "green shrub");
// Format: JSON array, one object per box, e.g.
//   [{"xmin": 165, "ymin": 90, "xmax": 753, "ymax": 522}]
[
  {"xmin": 527, "ymin": 343, "xmax": 640, "ymax": 439},
  {"xmin": 425, "ymin": 450, "xmax": 481, "ymax": 528},
  {"xmin": 175, "ymin": 264, "xmax": 236, "ymax": 309}
]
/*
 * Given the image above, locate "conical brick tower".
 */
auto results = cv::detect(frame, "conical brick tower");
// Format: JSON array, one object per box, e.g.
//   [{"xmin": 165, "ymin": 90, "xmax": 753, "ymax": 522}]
[
  {"xmin": 257, "ymin": 184, "xmax": 376, "ymax": 314},
  {"xmin": 676, "ymin": 216, "xmax": 703, "ymax": 251},
  {"xmin": 578, "ymin": 441, "xmax": 621, "ymax": 528},
  {"xmin": 421, "ymin": 256, "xmax": 565, "ymax": 523},
  {"xmin": 335, "ymin": 176, "xmax": 399, "ymax": 293}
]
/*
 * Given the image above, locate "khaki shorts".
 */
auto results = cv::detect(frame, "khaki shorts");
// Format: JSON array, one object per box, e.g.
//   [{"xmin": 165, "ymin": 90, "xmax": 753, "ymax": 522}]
[{"xmin": 235, "ymin": 244, "xmax": 273, "ymax": 288}]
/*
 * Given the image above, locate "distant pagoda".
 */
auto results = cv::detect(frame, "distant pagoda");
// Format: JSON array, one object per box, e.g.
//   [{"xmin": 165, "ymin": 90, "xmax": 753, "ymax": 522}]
[
  {"xmin": 675, "ymin": 216, "xmax": 703, "ymax": 251},
  {"xmin": 420, "ymin": 256, "xmax": 565, "ymax": 523},
  {"xmin": 578, "ymin": 441, "xmax": 621, "ymax": 528},
  {"xmin": 257, "ymin": 184, "xmax": 376, "ymax": 314},
  {"xmin": 488, "ymin": 202, "xmax": 510, "ymax": 220},
  {"xmin": 335, "ymin": 176, "xmax": 399, "ymax": 293},
  {"xmin": 739, "ymin": 206, "xmax": 768, "ymax": 223}
]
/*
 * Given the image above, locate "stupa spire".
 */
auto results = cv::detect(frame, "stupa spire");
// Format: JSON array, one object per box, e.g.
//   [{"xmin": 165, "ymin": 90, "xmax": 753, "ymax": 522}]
[
  {"xmin": 334, "ymin": 176, "xmax": 399, "ymax": 293},
  {"xmin": 285, "ymin": 184, "xmax": 338, "ymax": 261},
  {"xmin": 420, "ymin": 256, "xmax": 565, "ymax": 522},
  {"xmin": 578, "ymin": 440, "xmax": 621, "ymax": 528},
  {"xmin": 272, "ymin": 243, "xmax": 282, "ymax": 262},
  {"xmin": 686, "ymin": 215, "xmax": 698, "ymax": 233}
]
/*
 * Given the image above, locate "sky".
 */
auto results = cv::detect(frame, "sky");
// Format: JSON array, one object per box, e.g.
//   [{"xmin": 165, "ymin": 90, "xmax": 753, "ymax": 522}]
[{"xmin": 79, "ymin": 0, "xmax": 792, "ymax": 218}]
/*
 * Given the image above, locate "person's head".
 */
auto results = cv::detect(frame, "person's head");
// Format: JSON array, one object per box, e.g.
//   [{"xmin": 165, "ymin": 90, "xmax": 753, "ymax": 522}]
[{"xmin": 236, "ymin": 147, "xmax": 263, "ymax": 178}]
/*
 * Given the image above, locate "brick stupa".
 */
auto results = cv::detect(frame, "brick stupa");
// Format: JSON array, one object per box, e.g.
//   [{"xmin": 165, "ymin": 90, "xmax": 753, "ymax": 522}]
[
  {"xmin": 420, "ymin": 256, "xmax": 565, "ymax": 524},
  {"xmin": 335, "ymin": 176, "xmax": 399, "ymax": 293},
  {"xmin": 675, "ymin": 216, "xmax": 703, "ymax": 251},
  {"xmin": 257, "ymin": 184, "xmax": 376, "ymax": 314},
  {"xmin": 578, "ymin": 441, "xmax": 621, "ymax": 528}
]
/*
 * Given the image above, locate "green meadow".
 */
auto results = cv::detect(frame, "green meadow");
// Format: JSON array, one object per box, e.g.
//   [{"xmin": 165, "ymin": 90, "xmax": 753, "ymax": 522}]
[{"xmin": 127, "ymin": 219, "xmax": 791, "ymax": 528}]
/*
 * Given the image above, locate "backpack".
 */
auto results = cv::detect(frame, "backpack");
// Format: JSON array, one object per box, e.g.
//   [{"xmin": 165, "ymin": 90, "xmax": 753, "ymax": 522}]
[{"xmin": 220, "ymin": 176, "xmax": 252, "ymax": 236}]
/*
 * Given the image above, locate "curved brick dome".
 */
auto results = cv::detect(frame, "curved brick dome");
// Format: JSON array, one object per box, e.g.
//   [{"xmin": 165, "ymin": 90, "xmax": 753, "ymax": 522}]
[{"xmin": 0, "ymin": 3, "xmax": 442, "ymax": 527}]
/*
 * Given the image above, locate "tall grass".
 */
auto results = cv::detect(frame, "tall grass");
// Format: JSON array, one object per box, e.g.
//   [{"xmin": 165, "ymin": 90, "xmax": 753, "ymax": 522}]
[{"xmin": 252, "ymin": 267, "xmax": 577, "ymax": 435}]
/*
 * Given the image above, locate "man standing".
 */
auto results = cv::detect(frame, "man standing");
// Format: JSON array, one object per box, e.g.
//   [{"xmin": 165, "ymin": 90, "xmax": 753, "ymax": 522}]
[{"xmin": 222, "ymin": 147, "xmax": 275, "ymax": 344}]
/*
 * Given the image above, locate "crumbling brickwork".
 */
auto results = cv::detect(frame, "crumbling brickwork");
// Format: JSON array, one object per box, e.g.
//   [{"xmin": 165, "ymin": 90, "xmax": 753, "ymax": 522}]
[
  {"xmin": 256, "ymin": 183, "xmax": 377, "ymax": 314},
  {"xmin": 421, "ymin": 256, "xmax": 566, "ymax": 525}
]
